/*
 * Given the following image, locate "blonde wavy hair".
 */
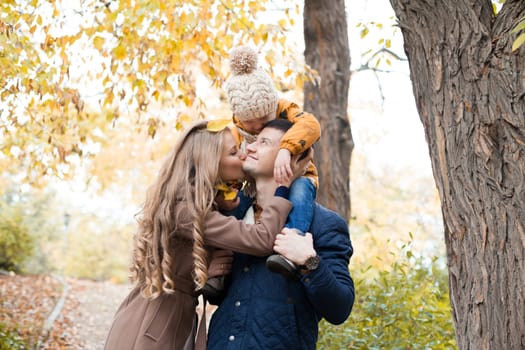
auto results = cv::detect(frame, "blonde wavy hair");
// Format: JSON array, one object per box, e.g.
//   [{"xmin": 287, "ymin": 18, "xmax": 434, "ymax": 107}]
[{"xmin": 130, "ymin": 121, "xmax": 226, "ymax": 298}]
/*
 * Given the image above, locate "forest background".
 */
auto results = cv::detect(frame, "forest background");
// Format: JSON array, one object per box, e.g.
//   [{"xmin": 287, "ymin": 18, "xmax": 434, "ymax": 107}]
[{"xmin": 0, "ymin": 0, "xmax": 471, "ymax": 348}]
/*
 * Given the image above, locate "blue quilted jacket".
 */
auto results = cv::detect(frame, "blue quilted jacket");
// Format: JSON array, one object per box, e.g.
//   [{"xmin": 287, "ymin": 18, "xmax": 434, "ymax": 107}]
[{"xmin": 207, "ymin": 203, "xmax": 355, "ymax": 350}]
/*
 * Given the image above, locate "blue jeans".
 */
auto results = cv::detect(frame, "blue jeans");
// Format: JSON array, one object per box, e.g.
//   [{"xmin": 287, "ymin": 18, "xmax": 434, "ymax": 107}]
[{"xmin": 285, "ymin": 176, "xmax": 316, "ymax": 234}]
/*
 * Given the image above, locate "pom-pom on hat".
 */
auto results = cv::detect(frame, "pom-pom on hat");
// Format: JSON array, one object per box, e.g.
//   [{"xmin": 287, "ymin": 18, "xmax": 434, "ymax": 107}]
[{"xmin": 224, "ymin": 46, "xmax": 279, "ymax": 121}]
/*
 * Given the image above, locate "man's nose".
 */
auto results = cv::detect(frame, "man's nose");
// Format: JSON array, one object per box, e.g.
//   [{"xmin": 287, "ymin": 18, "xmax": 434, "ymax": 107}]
[{"xmin": 246, "ymin": 143, "xmax": 256, "ymax": 153}]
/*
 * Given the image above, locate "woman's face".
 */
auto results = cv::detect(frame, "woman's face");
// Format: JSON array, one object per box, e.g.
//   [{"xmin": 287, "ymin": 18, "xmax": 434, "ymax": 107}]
[{"xmin": 218, "ymin": 131, "xmax": 246, "ymax": 182}]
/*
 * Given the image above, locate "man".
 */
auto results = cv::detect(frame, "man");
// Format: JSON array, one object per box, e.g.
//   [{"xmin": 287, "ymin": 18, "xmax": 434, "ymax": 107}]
[{"xmin": 207, "ymin": 119, "xmax": 355, "ymax": 350}]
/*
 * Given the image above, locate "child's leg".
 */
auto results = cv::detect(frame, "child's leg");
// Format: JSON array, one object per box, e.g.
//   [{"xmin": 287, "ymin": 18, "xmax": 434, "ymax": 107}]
[{"xmin": 285, "ymin": 176, "xmax": 317, "ymax": 233}]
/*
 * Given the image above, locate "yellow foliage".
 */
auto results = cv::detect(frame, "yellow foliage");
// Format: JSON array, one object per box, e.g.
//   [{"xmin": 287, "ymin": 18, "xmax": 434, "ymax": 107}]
[
  {"xmin": 206, "ymin": 119, "xmax": 231, "ymax": 132},
  {"xmin": 360, "ymin": 27, "xmax": 369, "ymax": 39},
  {"xmin": 93, "ymin": 36, "xmax": 105, "ymax": 50},
  {"xmin": 513, "ymin": 33, "xmax": 525, "ymax": 51},
  {"xmin": 1, "ymin": 0, "xmax": 299, "ymax": 186},
  {"xmin": 215, "ymin": 183, "xmax": 238, "ymax": 201},
  {"xmin": 113, "ymin": 44, "xmax": 127, "ymax": 60}
]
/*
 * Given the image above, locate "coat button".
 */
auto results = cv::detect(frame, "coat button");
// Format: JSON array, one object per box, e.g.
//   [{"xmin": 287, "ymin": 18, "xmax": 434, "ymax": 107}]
[
  {"xmin": 243, "ymin": 266, "xmax": 249, "ymax": 272},
  {"xmin": 229, "ymin": 335, "xmax": 235, "ymax": 341},
  {"xmin": 235, "ymin": 301, "xmax": 241, "ymax": 307}
]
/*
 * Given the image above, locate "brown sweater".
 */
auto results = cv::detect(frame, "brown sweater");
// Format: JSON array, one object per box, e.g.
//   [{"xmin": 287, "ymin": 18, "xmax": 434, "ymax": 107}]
[{"xmin": 104, "ymin": 197, "xmax": 292, "ymax": 350}]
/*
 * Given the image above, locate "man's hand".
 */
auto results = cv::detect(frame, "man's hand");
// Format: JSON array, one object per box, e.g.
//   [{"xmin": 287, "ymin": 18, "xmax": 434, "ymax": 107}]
[
  {"xmin": 274, "ymin": 148, "xmax": 293, "ymax": 185},
  {"xmin": 273, "ymin": 228, "xmax": 316, "ymax": 266},
  {"xmin": 208, "ymin": 249, "xmax": 233, "ymax": 278}
]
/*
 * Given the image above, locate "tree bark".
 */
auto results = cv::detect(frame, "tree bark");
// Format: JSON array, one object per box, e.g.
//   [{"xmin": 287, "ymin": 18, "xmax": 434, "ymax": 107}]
[
  {"xmin": 389, "ymin": 0, "xmax": 525, "ymax": 348},
  {"xmin": 303, "ymin": 0, "xmax": 353, "ymax": 221}
]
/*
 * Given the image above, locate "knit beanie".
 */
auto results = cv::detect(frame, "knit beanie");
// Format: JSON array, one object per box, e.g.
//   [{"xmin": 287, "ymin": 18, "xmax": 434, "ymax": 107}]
[{"xmin": 224, "ymin": 46, "xmax": 279, "ymax": 121}]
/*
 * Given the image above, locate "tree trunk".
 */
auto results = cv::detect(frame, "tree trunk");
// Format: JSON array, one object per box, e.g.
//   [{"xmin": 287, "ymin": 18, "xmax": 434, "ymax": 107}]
[
  {"xmin": 303, "ymin": 0, "xmax": 353, "ymax": 221},
  {"xmin": 389, "ymin": 0, "xmax": 525, "ymax": 348}
]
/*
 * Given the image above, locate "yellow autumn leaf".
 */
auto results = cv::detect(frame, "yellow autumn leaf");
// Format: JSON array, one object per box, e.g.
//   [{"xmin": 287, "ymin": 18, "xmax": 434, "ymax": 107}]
[
  {"xmin": 104, "ymin": 90, "xmax": 114, "ymax": 105},
  {"xmin": 512, "ymin": 33, "xmax": 525, "ymax": 52},
  {"xmin": 93, "ymin": 36, "xmax": 105, "ymax": 50},
  {"xmin": 152, "ymin": 90, "xmax": 160, "ymax": 101},
  {"xmin": 222, "ymin": 190, "xmax": 237, "ymax": 201},
  {"xmin": 360, "ymin": 27, "xmax": 369, "ymax": 39},
  {"xmin": 206, "ymin": 119, "xmax": 231, "ymax": 132},
  {"xmin": 224, "ymin": 34, "xmax": 232, "ymax": 48},
  {"xmin": 511, "ymin": 19, "xmax": 525, "ymax": 34},
  {"xmin": 295, "ymin": 74, "xmax": 304, "ymax": 89},
  {"xmin": 215, "ymin": 183, "xmax": 238, "ymax": 200},
  {"xmin": 113, "ymin": 44, "xmax": 126, "ymax": 60},
  {"xmin": 179, "ymin": 113, "xmax": 192, "ymax": 123},
  {"xmin": 183, "ymin": 95, "xmax": 193, "ymax": 106}
]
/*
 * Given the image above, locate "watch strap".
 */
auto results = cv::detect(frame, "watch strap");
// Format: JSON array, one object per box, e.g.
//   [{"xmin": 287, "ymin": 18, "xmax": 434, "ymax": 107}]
[{"xmin": 298, "ymin": 255, "xmax": 320, "ymax": 271}]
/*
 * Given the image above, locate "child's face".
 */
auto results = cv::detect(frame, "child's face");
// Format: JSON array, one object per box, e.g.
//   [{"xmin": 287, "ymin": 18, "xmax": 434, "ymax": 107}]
[{"xmin": 242, "ymin": 114, "xmax": 274, "ymax": 134}]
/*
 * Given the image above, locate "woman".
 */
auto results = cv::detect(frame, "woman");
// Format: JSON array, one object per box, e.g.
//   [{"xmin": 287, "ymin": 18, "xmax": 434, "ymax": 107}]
[{"xmin": 104, "ymin": 120, "xmax": 304, "ymax": 350}]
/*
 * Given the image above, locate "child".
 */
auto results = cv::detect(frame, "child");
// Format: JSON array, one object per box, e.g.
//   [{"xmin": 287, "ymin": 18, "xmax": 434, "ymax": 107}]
[{"xmin": 225, "ymin": 46, "xmax": 320, "ymax": 277}]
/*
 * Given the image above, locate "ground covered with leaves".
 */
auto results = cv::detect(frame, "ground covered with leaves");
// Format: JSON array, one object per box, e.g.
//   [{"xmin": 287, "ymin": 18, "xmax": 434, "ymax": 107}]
[{"xmin": 0, "ymin": 274, "xmax": 129, "ymax": 349}]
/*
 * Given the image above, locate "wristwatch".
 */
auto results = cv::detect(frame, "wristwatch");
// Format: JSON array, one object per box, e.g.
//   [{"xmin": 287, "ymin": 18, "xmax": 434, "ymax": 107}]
[{"xmin": 298, "ymin": 255, "xmax": 320, "ymax": 271}]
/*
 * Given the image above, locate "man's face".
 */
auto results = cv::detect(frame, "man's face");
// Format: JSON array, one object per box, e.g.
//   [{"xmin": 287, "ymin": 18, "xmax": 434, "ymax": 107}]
[{"xmin": 243, "ymin": 126, "xmax": 284, "ymax": 178}]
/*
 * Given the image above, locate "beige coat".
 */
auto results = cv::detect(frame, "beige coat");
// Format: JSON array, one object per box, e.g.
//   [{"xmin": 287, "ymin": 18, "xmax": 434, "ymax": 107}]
[{"xmin": 104, "ymin": 197, "xmax": 291, "ymax": 350}]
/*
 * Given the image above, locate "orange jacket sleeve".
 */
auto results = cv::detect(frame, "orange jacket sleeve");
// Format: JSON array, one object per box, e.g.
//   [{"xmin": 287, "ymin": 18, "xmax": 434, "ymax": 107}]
[
  {"xmin": 276, "ymin": 99, "xmax": 321, "ymax": 155},
  {"xmin": 276, "ymin": 99, "xmax": 320, "ymax": 188}
]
